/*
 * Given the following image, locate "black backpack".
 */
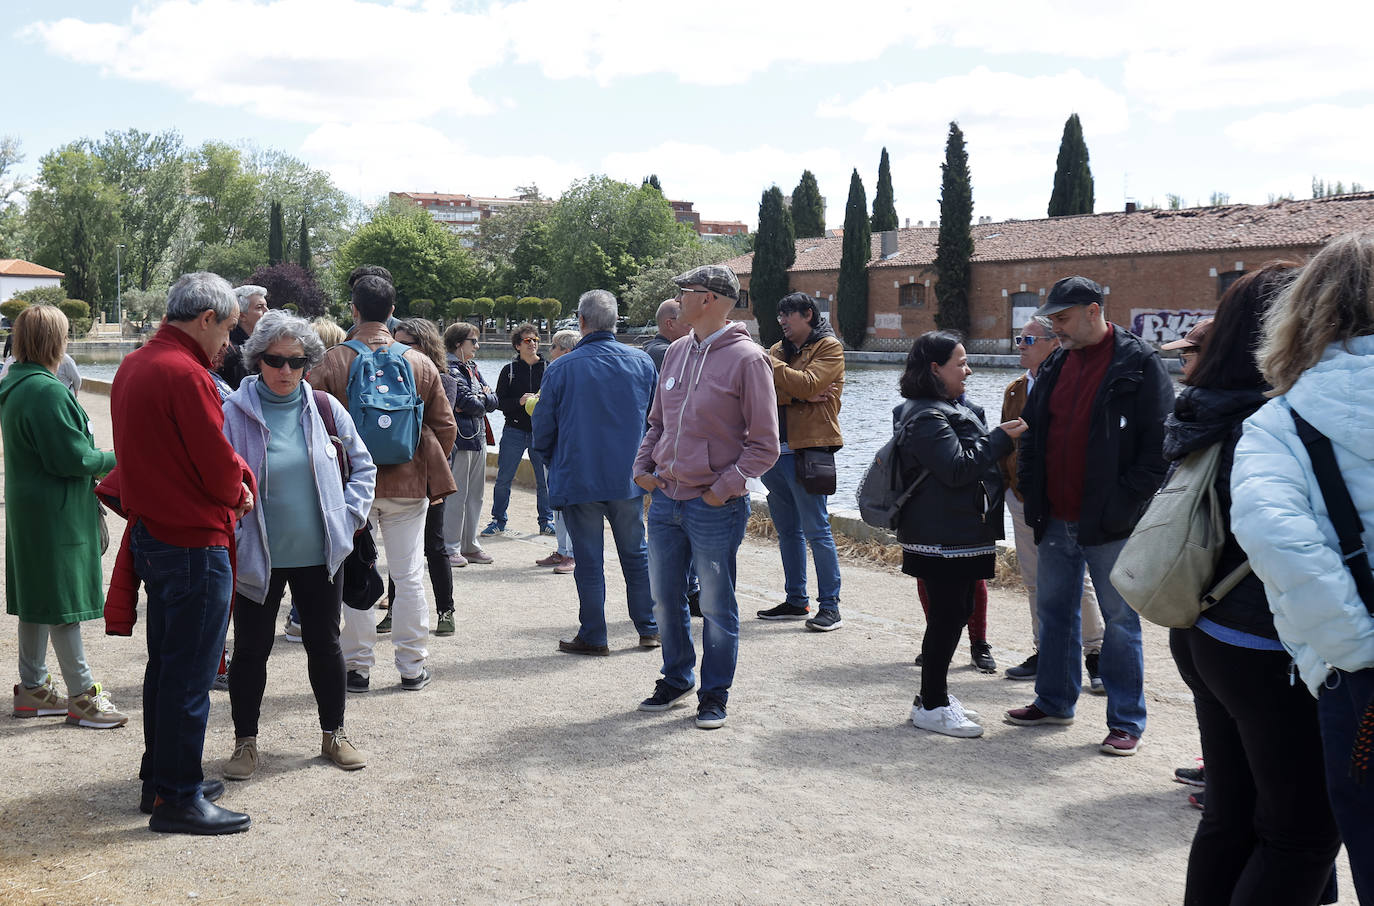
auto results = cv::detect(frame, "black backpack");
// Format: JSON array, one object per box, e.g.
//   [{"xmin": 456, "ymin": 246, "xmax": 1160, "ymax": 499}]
[{"xmin": 856, "ymin": 401, "xmax": 929, "ymax": 529}]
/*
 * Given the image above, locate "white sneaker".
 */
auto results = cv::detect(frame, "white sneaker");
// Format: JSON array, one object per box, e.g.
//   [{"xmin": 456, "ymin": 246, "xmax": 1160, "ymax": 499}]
[
  {"xmin": 909, "ymin": 695, "xmax": 983, "ymax": 738},
  {"xmin": 283, "ymin": 619, "xmax": 302, "ymax": 642},
  {"xmin": 946, "ymin": 694, "xmax": 981, "ymax": 723}
]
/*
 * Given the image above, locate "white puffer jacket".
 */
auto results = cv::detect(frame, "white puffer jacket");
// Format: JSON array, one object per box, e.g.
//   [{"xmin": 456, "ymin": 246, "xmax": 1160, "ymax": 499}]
[{"xmin": 1231, "ymin": 335, "xmax": 1374, "ymax": 697}]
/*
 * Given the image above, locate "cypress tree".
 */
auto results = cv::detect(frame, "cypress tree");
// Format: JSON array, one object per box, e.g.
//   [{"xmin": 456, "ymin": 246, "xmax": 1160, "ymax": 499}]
[
  {"xmin": 267, "ymin": 200, "xmax": 284, "ymax": 265},
  {"xmin": 752, "ymin": 185, "xmax": 795, "ymax": 347},
  {"xmin": 871, "ymin": 147, "xmax": 898, "ymax": 232},
  {"xmin": 934, "ymin": 122, "xmax": 973, "ymax": 338},
  {"xmin": 789, "ymin": 170, "xmax": 826, "ymax": 239},
  {"xmin": 298, "ymin": 215, "xmax": 312, "ymax": 270},
  {"xmin": 837, "ymin": 169, "xmax": 871, "ymax": 349},
  {"xmin": 1047, "ymin": 113, "xmax": 1094, "ymax": 216}
]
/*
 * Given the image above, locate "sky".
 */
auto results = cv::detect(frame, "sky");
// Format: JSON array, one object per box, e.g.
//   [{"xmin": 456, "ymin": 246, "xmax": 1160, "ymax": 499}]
[{"xmin": 5, "ymin": 0, "xmax": 1373, "ymax": 231}]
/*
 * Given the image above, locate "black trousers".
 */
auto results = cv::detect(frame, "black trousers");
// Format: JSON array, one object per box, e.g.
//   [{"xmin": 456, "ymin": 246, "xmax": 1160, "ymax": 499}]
[
  {"xmin": 1171, "ymin": 627, "xmax": 1341, "ymax": 906},
  {"xmin": 230, "ymin": 565, "xmax": 346, "ymax": 738},
  {"xmin": 388, "ymin": 501, "xmax": 452, "ymax": 613},
  {"xmin": 917, "ymin": 577, "xmax": 977, "ymax": 710}
]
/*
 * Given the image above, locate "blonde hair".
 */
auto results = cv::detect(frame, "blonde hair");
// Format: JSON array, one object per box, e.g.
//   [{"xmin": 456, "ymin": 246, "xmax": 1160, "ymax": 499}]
[
  {"xmin": 551, "ymin": 329, "xmax": 579, "ymax": 352},
  {"xmin": 1259, "ymin": 232, "xmax": 1374, "ymax": 396},
  {"xmin": 12, "ymin": 304, "xmax": 68, "ymax": 369},
  {"xmin": 310, "ymin": 315, "xmax": 346, "ymax": 348}
]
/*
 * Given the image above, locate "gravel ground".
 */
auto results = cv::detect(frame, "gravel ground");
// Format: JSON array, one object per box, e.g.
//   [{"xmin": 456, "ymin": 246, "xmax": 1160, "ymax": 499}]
[{"xmin": 0, "ymin": 389, "xmax": 1354, "ymax": 905}]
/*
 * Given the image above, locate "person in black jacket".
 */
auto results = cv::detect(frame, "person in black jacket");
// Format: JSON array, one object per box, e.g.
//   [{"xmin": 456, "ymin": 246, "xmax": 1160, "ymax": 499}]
[
  {"xmin": 1166, "ymin": 263, "xmax": 1341, "ymax": 905},
  {"xmin": 1007, "ymin": 275, "xmax": 1174, "ymax": 757},
  {"xmin": 897, "ymin": 331, "xmax": 1025, "ymax": 738},
  {"xmin": 442, "ymin": 321, "xmax": 499, "ymax": 567},
  {"xmin": 215, "ymin": 284, "xmax": 269, "ymax": 390},
  {"xmin": 483, "ymin": 322, "xmax": 552, "ymax": 536}
]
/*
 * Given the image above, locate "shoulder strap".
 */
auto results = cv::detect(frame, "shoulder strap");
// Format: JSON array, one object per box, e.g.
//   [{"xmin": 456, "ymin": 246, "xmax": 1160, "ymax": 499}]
[
  {"xmin": 342, "ymin": 339, "xmax": 369, "ymax": 358},
  {"xmin": 1292, "ymin": 408, "xmax": 1374, "ymax": 614},
  {"xmin": 313, "ymin": 389, "xmax": 338, "ymax": 437}
]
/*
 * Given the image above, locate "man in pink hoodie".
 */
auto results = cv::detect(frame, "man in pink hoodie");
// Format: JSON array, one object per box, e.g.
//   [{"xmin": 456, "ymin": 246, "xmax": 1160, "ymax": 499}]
[{"xmin": 633, "ymin": 265, "xmax": 779, "ymax": 729}]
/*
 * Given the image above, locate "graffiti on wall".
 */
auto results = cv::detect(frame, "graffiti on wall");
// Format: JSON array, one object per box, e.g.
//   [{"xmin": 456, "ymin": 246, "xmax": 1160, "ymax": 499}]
[{"xmin": 1130, "ymin": 309, "xmax": 1215, "ymax": 344}]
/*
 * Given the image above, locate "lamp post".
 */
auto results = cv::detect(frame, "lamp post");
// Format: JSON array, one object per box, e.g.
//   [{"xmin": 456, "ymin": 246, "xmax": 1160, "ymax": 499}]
[{"xmin": 115, "ymin": 243, "xmax": 125, "ymax": 334}]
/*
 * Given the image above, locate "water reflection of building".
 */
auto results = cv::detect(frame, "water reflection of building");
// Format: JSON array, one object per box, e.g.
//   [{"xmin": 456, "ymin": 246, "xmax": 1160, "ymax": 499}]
[{"xmin": 723, "ymin": 193, "xmax": 1374, "ymax": 352}]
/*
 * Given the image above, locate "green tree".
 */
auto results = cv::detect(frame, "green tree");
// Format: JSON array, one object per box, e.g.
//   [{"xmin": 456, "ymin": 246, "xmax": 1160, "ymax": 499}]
[
  {"xmin": 517, "ymin": 295, "xmax": 542, "ymax": 323},
  {"xmin": 837, "ymin": 169, "xmax": 872, "ymax": 349},
  {"xmin": 410, "ymin": 298, "xmax": 435, "ymax": 319},
  {"xmin": 474, "ymin": 194, "xmax": 554, "ymax": 298},
  {"xmin": 934, "ymin": 123, "xmax": 974, "ymax": 338},
  {"xmin": 94, "ymin": 129, "xmax": 190, "ymax": 291},
  {"xmin": 495, "ymin": 295, "xmax": 517, "ymax": 331},
  {"xmin": 187, "ymin": 142, "xmax": 264, "ymax": 259},
  {"xmin": 471, "ymin": 297, "xmax": 495, "ymax": 334},
  {"xmin": 58, "ymin": 299, "xmax": 90, "ymax": 338},
  {"xmin": 790, "ymin": 170, "xmax": 826, "ymax": 239},
  {"xmin": 26, "ymin": 145, "xmax": 123, "ymax": 306},
  {"xmin": 1048, "ymin": 114, "xmax": 1094, "ymax": 216},
  {"xmin": 871, "ymin": 148, "xmax": 898, "ymax": 232},
  {"xmin": 121, "ymin": 286, "xmax": 167, "ymax": 329},
  {"xmin": 298, "ymin": 215, "xmax": 312, "ymax": 270},
  {"xmin": 751, "ymin": 186, "xmax": 796, "ymax": 347},
  {"xmin": 622, "ymin": 240, "xmax": 737, "ymax": 326},
  {"xmin": 9, "ymin": 285, "xmax": 67, "ymax": 306},
  {"xmin": 540, "ymin": 297, "xmax": 562, "ymax": 325},
  {"xmin": 0, "ymin": 136, "xmax": 29, "ymax": 259},
  {"xmin": 643, "ymin": 174, "xmax": 663, "ymax": 193},
  {"xmin": 268, "ymin": 200, "xmax": 284, "ymax": 265},
  {"xmin": 0, "ymin": 299, "xmax": 29, "ymax": 323},
  {"xmin": 333, "ymin": 209, "xmax": 476, "ymax": 314},
  {"xmin": 451, "ymin": 297, "xmax": 473, "ymax": 318}
]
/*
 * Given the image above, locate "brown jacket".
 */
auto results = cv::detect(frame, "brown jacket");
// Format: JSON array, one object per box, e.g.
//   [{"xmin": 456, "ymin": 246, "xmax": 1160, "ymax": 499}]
[
  {"xmin": 999, "ymin": 371, "xmax": 1029, "ymax": 500},
  {"xmin": 768, "ymin": 330, "xmax": 845, "ymax": 450},
  {"xmin": 312, "ymin": 322, "xmax": 457, "ymax": 501}
]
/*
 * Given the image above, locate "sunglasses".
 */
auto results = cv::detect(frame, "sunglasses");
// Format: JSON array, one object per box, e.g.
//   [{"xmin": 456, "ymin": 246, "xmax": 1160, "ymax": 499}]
[
  {"xmin": 1014, "ymin": 335, "xmax": 1047, "ymax": 347},
  {"xmin": 521, "ymin": 337, "xmax": 540, "ymax": 345},
  {"xmin": 261, "ymin": 353, "xmax": 308, "ymax": 370}
]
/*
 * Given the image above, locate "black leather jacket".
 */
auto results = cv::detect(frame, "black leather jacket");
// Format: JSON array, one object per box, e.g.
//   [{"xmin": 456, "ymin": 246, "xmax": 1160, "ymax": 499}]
[
  {"xmin": 447, "ymin": 355, "xmax": 498, "ymax": 453},
  {"xmin": 895, "ymin": 397, "xmax": 1013, "ymax": 547},
  {"xmin": 1018, "ymin": 325, "xmax": 1174, "ymax": 545}
]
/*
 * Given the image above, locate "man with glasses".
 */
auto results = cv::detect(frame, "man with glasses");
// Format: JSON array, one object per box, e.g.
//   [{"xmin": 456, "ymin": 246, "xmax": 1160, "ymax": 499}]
[
  {"xmin": 1161, "ymin": 317, "xmax": 1212, "ymax": 380},
  {"xmin": 483, "ymin": 323, "xmax": 553, "ymax": 537},
  {"xmin": 1001, "ymin": 316, "xmax": 1105, "ymax": 688},
  {"xmin": 216, "ymin": 284, "xmax": 269, "ymax": 390},
  {"xmin": 634, "ymin": 265, "xmax": 779, "ymax": 729}
]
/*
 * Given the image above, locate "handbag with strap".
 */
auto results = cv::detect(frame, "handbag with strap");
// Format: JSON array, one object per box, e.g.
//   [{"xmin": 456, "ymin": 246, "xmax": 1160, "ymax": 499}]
[{"xmin": 312, "ymin": 389, "xmax": 349, "ymax": 486}]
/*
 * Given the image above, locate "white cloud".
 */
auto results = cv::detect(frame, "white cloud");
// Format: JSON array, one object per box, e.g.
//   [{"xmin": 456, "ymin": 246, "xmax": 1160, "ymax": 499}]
[{"xmin": 1224, "ymin": 104, "xmax": 1374, "ymax": 163}]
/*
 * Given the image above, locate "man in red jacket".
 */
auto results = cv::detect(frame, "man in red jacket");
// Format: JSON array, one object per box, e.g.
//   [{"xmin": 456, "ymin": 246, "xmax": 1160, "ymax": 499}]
[{"xmin": 112, "ymin": 272, "xmax": 258, "ymax": 835}]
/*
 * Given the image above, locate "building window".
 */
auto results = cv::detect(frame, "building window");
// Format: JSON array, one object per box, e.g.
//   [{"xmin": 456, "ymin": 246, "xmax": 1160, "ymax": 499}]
[
  {"xmin": 1218, "ymin": 270, "xmax": 1244, "ymax": 298},
  {"xmin": 899, "ymin": 284, "xmax": 926, "ymax": 308},
  {"xmin": 736, "ymin": 290, "xmax": 750, "ymax": 310}
]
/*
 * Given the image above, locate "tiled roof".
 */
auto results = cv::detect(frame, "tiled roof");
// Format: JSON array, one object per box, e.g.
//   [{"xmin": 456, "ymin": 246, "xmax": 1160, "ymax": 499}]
[
  {"xmin": 0, "ymin": 259, "xmax": 64, "ymax": 277},
  {"xmin": 723, "ymin": 193, "xmax": 1374, "ymax": 276}
]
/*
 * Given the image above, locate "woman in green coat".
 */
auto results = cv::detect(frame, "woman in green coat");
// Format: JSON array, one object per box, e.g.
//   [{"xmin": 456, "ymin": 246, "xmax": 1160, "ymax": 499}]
[{"xmin": 2, "ymin": 304, "xmax": 127, "ymax": 729}]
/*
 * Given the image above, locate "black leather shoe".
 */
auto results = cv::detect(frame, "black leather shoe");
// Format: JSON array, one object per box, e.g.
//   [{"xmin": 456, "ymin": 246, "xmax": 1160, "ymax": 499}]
[
  {"xmin": 558, "ymin": 635, "xmax": 610, "ymax": 656},
  {"xmin": 149, "ymin": 796, "xmax": 251, "ymax": 835},
  {"xmin": 140, "ymin": 779, "xmax": 225, "ymax": 815}
]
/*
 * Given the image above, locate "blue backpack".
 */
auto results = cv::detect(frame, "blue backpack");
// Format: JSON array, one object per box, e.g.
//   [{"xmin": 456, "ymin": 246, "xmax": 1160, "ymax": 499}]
[{"xmin": 342, "ymin": 339, "xmax": 423, "ymax": 465}]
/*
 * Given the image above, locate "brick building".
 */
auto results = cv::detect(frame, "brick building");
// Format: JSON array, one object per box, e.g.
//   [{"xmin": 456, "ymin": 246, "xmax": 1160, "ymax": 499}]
[
  {"xmin": 721, "ymin": 193, "xmax": 1374, "ymax": 352},
  {"xmin": 390, "ymin": 191, "xmax": 541, "ymax": 247}
]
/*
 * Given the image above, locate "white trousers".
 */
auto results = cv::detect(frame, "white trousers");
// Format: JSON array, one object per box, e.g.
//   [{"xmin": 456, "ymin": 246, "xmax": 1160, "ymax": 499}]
[{"xmin": 342, "ymin": 496, "xmax": 430, "ymax": 679}]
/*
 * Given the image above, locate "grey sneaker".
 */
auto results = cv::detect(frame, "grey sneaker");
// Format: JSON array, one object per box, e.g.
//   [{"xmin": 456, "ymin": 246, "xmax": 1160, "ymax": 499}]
[
  {"xmin": 805, "ymin": 610, "xmax": 843, "ymax": 632},
  {"xmin": 346, "ymin": 670, "xmax": 370, "ymax": 694},
  {"xmin": 400, "ymin": 667, "xmax": 432, "ymax": 691},
  {"xmin": 1085, "ymin": 651, "xmax": 1105, "ymax": 694},
  {"xmin": 756, "ymin": 603, "xmax": 809, "ymax": 621},
  {"xmin": 376, "ymin": 610, "xmax": 392, "ymax": 634}
]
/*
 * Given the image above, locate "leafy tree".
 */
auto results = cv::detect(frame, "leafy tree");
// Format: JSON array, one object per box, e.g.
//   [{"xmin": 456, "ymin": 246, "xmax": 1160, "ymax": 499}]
[
  {"xmin": 26, "ymin": 145, "xmax": 122, "ymax": 306},
  {"xmin": 451, "ymin": 297, "xmax": 473, "ymax": 317},
  {"xmin": 934, "ymin": 123, "xmax": 974, "ymax": 338},
  {"xmin": 495, "ymin": 295, "xmax": 517, "ymax": 331},
  {"xmin": 268, "ymin": 200, "xmax": 284, "ymax": 265},
  {"xmin": 333, "ymin": 209, "xmax": 476, "ymax": 314},
  {"xmin": 0, "ymin": 136, "xmax": 28, "ymax": 259},
  {"xmin": 540, "ymin": 298, "xmax": 561, "ymax": 324},
  {"xmin": 871, "ymin": 148, "xmax": 898, "ymax": 232},
  {"xmin": 474, "ymin": 196, "xmax": 554, "ymax": 298},
  {"xmin": 751, "ymin": 186, "xmax": 796, "ymax": 347},
  {"xmin": 410, "ymin": 298, "xmax": 435, "ymax": 319},
  {"xmin": 790, "ymin": 170, "xmax": 826, "ymax": 239},
  {"xmin": 58, "ymin": 299, "xmax": 91, "ymax": 338},
  {"xmin": 1047, "ymin": 114, "xmax": 1094, "ymax": 216},
  {"xmin": 1, "ymin": 299, "xmax": 29, "ymax": 322},
  {"xmin": 517, "ymin": 295, "xmax": 542, "ymax": 320},
  {"xmin": 472, "ymin": 297, "xmax": 495, "ymax": 333},
  {"xmin": 622, "ymin": 240, "xmax": 737, "ymax": 326},
  {"xmin": 247, "ymin": 262, "xmax": 329, "ymax": 318},
  {"xmin": 1311, "ymin": 178, "xmax": 1365, "ymax": 198},
  {"xmin": 188, "ymin": 142, "xmax": 264, "ymax": 260},
  {"xmin": 94, "ymin": 129, "xmax": 190, "ymax": 291},
  {"xmin": 298, "ymin": 215, "xmax": 312, "ymax": 270},
  {"xmin": 121, "ymin": 287, "xmax": 167, "ymax": 329},
  {"xmin": 10, "ymin": 285, "xmax": 67, "ymax": 306},
  {"xmin": 643, "ymin": 174, "xmax": 663, "ymax": 193},
  {"xmin": 1208, "ymin": 191, "xmax": 1230, "ymax": 206},
  {"xmin": 837, "ymin": 169, "xmax": 872, "ymax": 349},
  {"xmin": 1166, "ymin": 193, "xmax": 1185, "ymax": 210}
]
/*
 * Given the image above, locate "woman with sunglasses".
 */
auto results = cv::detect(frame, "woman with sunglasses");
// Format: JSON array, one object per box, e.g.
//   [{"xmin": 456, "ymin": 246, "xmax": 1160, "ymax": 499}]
[{"xmin": 221, "ymin": 310, "xmax": 377, "ymax": 779}]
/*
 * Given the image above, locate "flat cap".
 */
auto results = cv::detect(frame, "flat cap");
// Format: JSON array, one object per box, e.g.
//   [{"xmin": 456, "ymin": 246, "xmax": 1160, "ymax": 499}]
[
  {"xmin": 1035, "ymin": 275, "xmax": 1104, "ymax": 318},
  {"xmin": 672, "ymin": 264, "xmax": 739, "ymax": 301}
]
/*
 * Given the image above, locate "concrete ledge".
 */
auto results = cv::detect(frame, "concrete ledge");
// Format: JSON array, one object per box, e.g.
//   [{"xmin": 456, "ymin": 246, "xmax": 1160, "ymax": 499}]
[{"xmin": 82, "ymin": 379, "xmax": 113, "ymax": 397}]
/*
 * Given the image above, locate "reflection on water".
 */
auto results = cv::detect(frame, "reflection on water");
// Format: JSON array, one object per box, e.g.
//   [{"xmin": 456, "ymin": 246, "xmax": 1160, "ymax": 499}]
[{"xmin": 70, "ymin": 346, "xmax": 1021, "ymax": 514}]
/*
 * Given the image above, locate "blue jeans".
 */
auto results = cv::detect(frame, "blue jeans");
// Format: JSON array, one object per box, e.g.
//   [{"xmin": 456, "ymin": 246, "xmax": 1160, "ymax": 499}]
[
  {"xmin": 1033, "ymin": 518, "xmax": 1146, "ymax": 737},
  {"xmin": 130, "ymin": 522, "xmax": 233, "ymax": 806},
  {"xmin": 647, "ymin": 490, "xmax": 750, "ymax": 702},
  {"xmin": 760, "ymin": 452, "xmax": 841, "ymax": 613},
  {"xmin": 562, "ymin": 496, "xmax": 657, "ymax": 645},
  {"xmin": 489, "ymin": 426, "xmax": 551, "ymax": 529},
  {"xmin": 1319, "ymin": 668, "xmax": 1374, "ymax": 902}
]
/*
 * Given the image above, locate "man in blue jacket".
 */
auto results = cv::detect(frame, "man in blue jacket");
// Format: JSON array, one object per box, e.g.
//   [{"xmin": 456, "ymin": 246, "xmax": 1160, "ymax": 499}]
[{"xmin": 533, "ymin": 289, "xmax": 659, "ymax": 655}]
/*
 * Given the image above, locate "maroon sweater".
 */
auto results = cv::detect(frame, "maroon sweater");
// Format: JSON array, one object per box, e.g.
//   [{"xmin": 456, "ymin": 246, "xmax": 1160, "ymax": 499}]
[
  {"xmin": 1046, "ymin": 327, "xmax": 1114, "ymax": 521},
  {"xmin": 110, "ymin": 326, "xmax": 256, "ymax": 549}
]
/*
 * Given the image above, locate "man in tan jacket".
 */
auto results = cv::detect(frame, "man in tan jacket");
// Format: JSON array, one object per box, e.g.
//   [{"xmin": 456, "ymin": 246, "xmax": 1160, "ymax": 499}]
[
  {"xmin": 1000, "ymin": 315, "xmax": 1104, "ymax": 688},
  {"xmin": 311, "ymin": 275, "xmax": 456, "ymax": 693},
  {"xmin": 756, "ymin": 293, "xmax": 846, "ymax": 632}
]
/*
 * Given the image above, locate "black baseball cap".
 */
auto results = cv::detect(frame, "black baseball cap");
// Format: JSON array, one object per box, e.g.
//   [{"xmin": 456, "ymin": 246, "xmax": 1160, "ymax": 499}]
[{"xmin": 1035, "ymin": 275, "xmax": 1104, "ymax": 318}]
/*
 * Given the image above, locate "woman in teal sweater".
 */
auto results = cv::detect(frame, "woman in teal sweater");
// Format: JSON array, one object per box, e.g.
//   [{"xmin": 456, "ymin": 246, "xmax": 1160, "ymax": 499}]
[{"xmin": 1, "ymin": 304, "xmax": 126, "ymax": 729}]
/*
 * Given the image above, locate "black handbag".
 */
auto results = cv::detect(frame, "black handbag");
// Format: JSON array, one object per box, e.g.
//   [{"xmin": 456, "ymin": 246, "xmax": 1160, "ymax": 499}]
[
  {"xmin": 341, "ymin": 523, "xmax": 384, "ymax": 611},
  {"xmin": 794, "ymin": 448, "xmax": 837, "ymax": 496}
]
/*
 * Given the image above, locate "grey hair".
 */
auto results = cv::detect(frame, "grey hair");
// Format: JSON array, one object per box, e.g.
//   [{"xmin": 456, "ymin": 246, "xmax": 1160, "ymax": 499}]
[
  {"xmin": 551, "ymin": 329, "xmax": 580, "ymax": 351},
  {"xmin": 241, "ymin": 309, "xmax": 326, "ymax": 373},
  {"xmin": 577, "ymin": 289, "xmax": 619, "ymax": 332},
  {"xmin": 1026, "ymin": 315, "xmax": 1053, "ymax": 333},
  {"xmin": 655, "ymin": 298, "xmax": 681, "ymax": 329},
  {"xmin": 166, "ymin": 272, "xmax": 239, "ymax": 323},
  {"xmin": 234, "ymin": 284, "xmax": 268, "ymax": 310}
]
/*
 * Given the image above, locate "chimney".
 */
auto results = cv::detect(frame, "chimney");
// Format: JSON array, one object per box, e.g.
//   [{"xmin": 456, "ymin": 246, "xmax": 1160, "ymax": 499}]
[
  {"xmin": 1125, "ymin": 201, "xmax": 1138, "ymax": 213},
  {"xmin": 904, "ymin": 217, "xmax": 910, "ymax": 228},
  {"xmin": 880, "ymin": 230, "xmax": 898, "ymax": 257}
]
